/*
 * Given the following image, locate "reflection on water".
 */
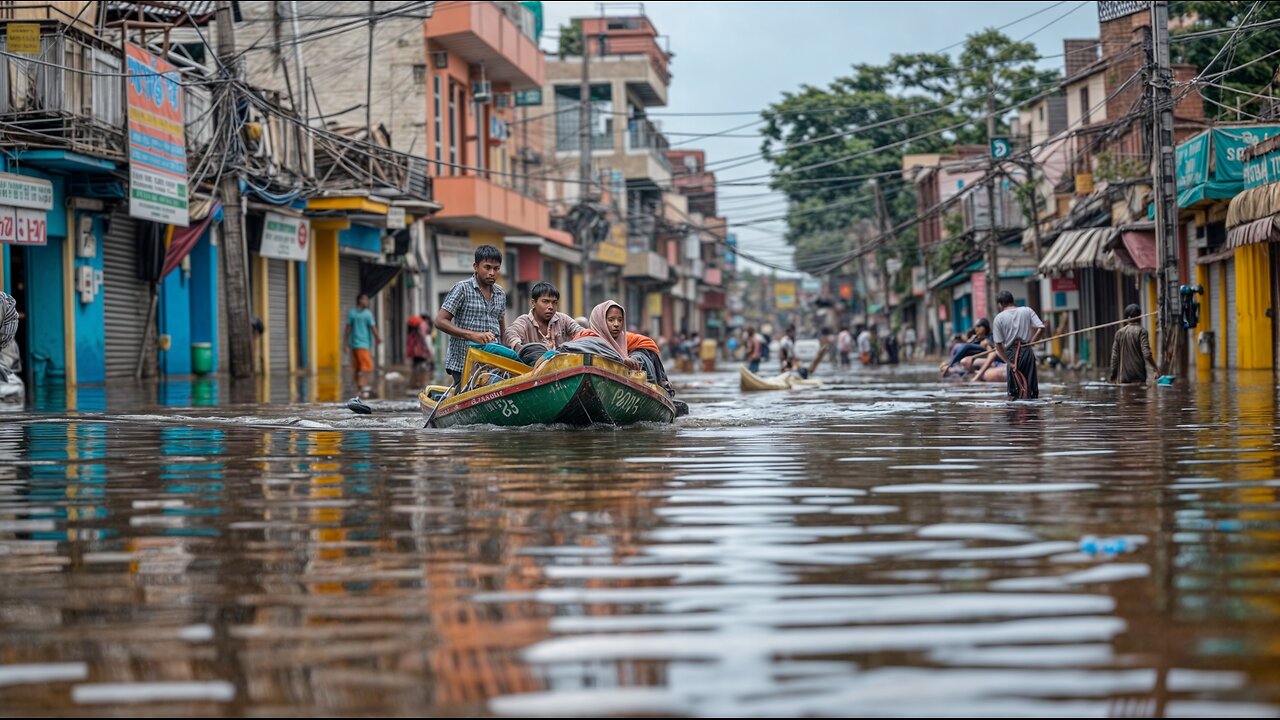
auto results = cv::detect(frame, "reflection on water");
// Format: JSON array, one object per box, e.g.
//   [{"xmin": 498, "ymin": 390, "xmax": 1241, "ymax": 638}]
[{"xmin": 2, "ymin": 365, "xmax": 1280, "ymax": 715}]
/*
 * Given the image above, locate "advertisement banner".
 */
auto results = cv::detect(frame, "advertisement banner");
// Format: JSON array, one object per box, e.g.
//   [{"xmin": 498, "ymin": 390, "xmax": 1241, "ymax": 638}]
[
  {"xmin": 126, "ymin": 43, "xmax": 189, "ymax": 226},
  {"xmin": 775, "ymin": 281, "xmax": 797, "ymax": 309}
]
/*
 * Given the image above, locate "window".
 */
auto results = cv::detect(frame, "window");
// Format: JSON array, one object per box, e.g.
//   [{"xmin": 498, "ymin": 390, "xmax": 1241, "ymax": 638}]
[
  {"xmin": 1038, "ymin": 105, "xmax": 1044, "ymax": 121},
  {"xmin": 455, "ymin": 81, "xmax": 465, "ymax": 175},
  {"xmin": 554, "ymin": 84, "xmax": 613, "ymax": 151},
  {"xmin": 433, "ymin": 75, "xmax": 442, "ymax": 171},
  {"xmin": 1079, "ymin": 86, "xmax": 1091, "ymax": 126},
  {"xmin": 413, "ymin": 64, "xmax": 426, "ymax": 86}
]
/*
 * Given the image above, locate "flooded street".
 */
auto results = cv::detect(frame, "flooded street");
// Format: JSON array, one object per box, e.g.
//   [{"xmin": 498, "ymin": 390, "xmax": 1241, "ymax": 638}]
[{"xmin": 3, "ymin": 364, "xmax": 1280, "ymax": 716}]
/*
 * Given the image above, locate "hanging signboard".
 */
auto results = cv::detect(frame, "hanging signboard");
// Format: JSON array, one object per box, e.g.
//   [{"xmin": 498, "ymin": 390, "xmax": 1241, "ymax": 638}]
[
  {"xmin": 775, "ymin": 281, "xmax": 797, "ymax": 309},
  {"xmin": 126, "ymin": 43, "xmax": 189, "ymax": 226},
  {"xmin": 0, "ymin": 174, "xmax": 52, "ymax": 246},
  {"xmin": 0, "ymin": 207, "xmax": 48, "ymax": 246},
  {"xmin": 0, "ymin": 173, "xmax": 53, "ymax": 210},
  {"xmin": 6, "ymin": 24, "xmax": 41, "ymax": 55},
  {"xmin": 259, "ymin": 212, "xmax": 309, "ymax": 261},
  {"xmin": 436, "ymin": 233, "xmax": 475, "ymax": 274}
]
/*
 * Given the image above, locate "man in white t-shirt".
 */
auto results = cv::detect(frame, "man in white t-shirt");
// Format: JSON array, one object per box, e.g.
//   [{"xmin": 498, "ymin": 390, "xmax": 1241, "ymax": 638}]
[
  {"xmin": 779, "ymin": 325, "xmax": 797, "ymax": 371},
  {"xmin": 991, "ymin": 291, "xmax": 1045, "ymax": 400},
  {"xmin": 837, "ymin": 327, "xmax": 853, "ymax": 367},
  {"xmin": 856, "ymin": 327, "xmax": 873, "ymax": 365}
]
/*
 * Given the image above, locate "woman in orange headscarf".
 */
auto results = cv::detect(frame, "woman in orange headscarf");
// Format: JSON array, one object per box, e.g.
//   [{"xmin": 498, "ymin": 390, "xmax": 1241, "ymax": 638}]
[{"xmin": 574, "ymin": 301, "xmax": 671, "ymax": 391}]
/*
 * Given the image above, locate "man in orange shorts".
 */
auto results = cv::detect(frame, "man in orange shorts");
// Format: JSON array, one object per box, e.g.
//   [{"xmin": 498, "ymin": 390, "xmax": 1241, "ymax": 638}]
[{"xmin": 342, "ymin": 293, "xmax": 381, "ymax": 390}]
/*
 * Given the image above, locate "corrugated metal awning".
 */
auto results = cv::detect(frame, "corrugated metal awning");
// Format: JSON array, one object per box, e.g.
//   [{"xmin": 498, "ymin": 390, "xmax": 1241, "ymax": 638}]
[
  {"xmin": 1039, "ymin": 227, "xmax": 1117, "ymax": 276},
  {"xmin": 1226, "ymin": 215, "xmax": 1280, "ymax": 249},
  {"xmin": 539, "ymin": 239, "xmax": 583, "ymax": 265},
  {"xmin": 1227, "ymin": 182, "xmax": 1280, "ymax": 228}
]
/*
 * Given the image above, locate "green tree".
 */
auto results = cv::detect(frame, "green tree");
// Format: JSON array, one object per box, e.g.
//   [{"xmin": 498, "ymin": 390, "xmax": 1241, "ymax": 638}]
[
  {"xmin": 760, "ymin": 30, "xmax": 1058, "ymax": 275},
  {"xmin": 1171, "ymin": 1, "xmax": 1280, "ymax": 120},
  {"xmin": 558, "ymin": 20, "xmax": 582, "ymax": 58},
  {"xmin": 953, "ymin": 30, "xmax": 1059, "ymax": 143}
]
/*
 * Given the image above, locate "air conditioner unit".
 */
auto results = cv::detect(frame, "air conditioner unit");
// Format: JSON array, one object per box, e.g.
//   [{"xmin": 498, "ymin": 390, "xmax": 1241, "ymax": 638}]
[
  {"xmin": 472, "ymin": 81, "xmax": 492, "ymax": 103},
  {"xmin": 432, "ymin": 51, "xmax": 448, "ymax": 69}
]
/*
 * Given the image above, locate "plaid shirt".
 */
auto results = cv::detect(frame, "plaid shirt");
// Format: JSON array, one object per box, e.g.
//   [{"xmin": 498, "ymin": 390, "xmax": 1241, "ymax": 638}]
[{"xmin": 441, "ymin": 276, "xmax": 506, "ymax": 372}]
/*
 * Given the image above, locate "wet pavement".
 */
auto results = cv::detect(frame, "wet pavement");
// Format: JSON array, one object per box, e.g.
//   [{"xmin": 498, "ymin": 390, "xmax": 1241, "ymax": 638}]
[{"xmin": 2, "ymin": 362, "xmax": 1280, "ymax": 716}]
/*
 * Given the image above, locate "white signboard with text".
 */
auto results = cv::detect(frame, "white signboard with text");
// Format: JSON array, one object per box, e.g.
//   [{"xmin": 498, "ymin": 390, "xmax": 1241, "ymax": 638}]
[
  {"xmin": 259, "ymin": 212, "xmax": 310, "ymax": 261},
  {"xmin": 0, "ymin": 173, "xmax": 53, "ymax": 246}
]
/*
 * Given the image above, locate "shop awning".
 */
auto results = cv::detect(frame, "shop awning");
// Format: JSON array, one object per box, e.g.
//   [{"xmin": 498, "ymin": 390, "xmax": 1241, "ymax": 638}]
[
  {"xmin": 539, "ymin": 240, "xmax": 583, "ymax": 265},
  {"xmin": 508, "ymin": 234, "xmax": 583, "ymax": 264},
  {"xmin": 1104, "ymin": 228, "xmax": 1157, "ymax": 275},
  {"xmin": 1226, "ymin": 215, "xmax": 1280, "ymax": 249},
  {"xmin": 360, "ymin": 261, "xmax": 402, "ymax": 298},
  {"xmin": 1176, "ymin": 126, "xmax": 1280, "ymax": 208},
  {"xmin": 1121, "ymin": 230, "xmax": 1157, "ymax": 273},
  {"xmin": 1225, "ymin": 182, "xmax": 1280, "ymax": 228},
  {"xmin": 1038, "ymin": 228, "xmax": 1116, "ymax": 275},
  {"xmin": 928, "ymin": 259, "xmax": 983, "ymax": 291}
]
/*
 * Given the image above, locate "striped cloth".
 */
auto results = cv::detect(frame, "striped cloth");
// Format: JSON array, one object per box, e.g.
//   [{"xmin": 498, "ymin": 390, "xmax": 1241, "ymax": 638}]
[{"xmin": 0, "ymin": 292, "xmax": 17, "ymax": 351}]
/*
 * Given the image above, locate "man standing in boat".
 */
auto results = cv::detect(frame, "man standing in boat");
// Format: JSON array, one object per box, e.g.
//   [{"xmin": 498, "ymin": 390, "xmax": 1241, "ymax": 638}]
[
  {"xmin": 505, "ymin": 282, "xmax": 583, "ymax": 362},
  {"xmin": 435, "ymin": 245, "xmax": 508, "ymax": 388}
]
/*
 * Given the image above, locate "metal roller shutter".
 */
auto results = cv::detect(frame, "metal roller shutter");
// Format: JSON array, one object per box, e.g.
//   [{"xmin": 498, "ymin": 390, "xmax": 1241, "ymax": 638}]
[
  {"xmin": 1207, "ymin": 263, "xmax": 1220, "ymax": 367},
  {"xmin": 339, "ymin": 256, "xmax": 361, "ymax": 367},
  {"xmin": 217, "ymin": 239, "xmax": 229, "ymax": 372},
  {"xmin": 102, "ymin": 210, "xmax": 148, "ymax": 378},
  {"xmin": 1227, "ymin": 258, "xmax": 1237, "ymax": 368},
  {"xmin": 267, "ymin": 258, "xmax": 289, "ymax": 373},
  {"xmin": 1273, "ymin": 244, "xmax": 1280, "ymax": 370}
]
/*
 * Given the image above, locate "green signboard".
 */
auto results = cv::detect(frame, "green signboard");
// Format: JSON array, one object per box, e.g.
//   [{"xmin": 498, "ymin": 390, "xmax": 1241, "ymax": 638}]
[
  {"xmin": 1175, "ymin": 125, "xmax": 1280, "ymax": 207},
  {"xmin": 1243, "ymin": 152, "xmax": 1277, "ymax": 189},
  {"xmin": 514, "ymin": 89, "xmax": 543, "ymax": 107}
]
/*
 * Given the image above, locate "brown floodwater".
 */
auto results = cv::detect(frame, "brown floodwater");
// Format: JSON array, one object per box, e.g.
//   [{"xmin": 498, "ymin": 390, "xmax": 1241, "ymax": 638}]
[{"xmin": 1, "ymin": 362, "xmax": 1279, "ymax": 716}]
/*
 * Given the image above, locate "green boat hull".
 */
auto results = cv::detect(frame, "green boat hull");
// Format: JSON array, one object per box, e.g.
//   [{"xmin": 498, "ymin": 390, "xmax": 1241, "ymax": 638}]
[{"xmin": 427, "ymin": 358, "xmax": 675, "ymax": 428}]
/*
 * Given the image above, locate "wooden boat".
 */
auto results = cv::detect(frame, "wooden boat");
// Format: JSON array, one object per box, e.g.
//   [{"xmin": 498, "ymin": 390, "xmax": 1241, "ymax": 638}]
[
  {"xmin": 419, "ymin": 346, "xmax": 676, "ymax": 428},
  {"xmin": 739, "ymin": 365, "xmax": 823, "ymax": 392}
]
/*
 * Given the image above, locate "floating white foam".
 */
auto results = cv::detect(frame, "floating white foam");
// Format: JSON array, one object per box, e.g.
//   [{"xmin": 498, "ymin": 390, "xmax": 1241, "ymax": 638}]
[
  {"xmin": 875, "ymin": 483, "xmax": 1098, "ymax": 494},
  {"xmin": 0, "ymin": 663, "xmax": 87, "ymax": 687},
  {"xmin": 72, "ymin": 681, "xmax": 235, "ymax": 704},
  {"xmin": 917, "ymin": 523, "xmax": 1038, "ymax": 542}
]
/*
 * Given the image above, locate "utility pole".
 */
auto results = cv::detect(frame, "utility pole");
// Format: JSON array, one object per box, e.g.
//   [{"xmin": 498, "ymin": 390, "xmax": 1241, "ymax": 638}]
[
  {"xmin": 578, "ymin": 28, "xmax": 594, "ymax": 310},
  {"xmin": 856, "ymin": 229, "xmax": 871, "ymax": 331},
  {"xmin": 872, "ymin": 178, "xmax": 895, "ymax": 331},
  {"xmin": 985, "ymin": 87, "xmax": 1000, "ymax": 320},
  {"xmin": 289, "ymin": 1, "xmax": 312, "ymax": 176},
  {"xmin": 365, "ymin": 0, "xmax": 376, "ymax": 185},
  {"xmin": 216, "ymin": 0, "xmax": 254, "ymax": 378},
  {"xmin": 1150, "ymin": 1, "xmax": 1182, "ymax": 376}
]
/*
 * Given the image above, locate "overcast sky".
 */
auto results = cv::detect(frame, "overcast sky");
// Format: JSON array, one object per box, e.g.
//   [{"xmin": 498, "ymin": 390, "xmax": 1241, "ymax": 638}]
[{"xmin": 536, "ymin": 1, "xmax": 1103, "ymax": 275}]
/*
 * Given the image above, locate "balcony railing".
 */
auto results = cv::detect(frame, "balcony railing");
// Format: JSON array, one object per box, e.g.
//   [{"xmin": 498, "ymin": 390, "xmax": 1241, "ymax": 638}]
[
  {"xmin": 0, "ymin": 26, "xmax": 126, "ymax": 158},
  {"xmin": 961, "ymin": 185, "xmax": 1023, "ymax": 232},
  {"xmin": 627, "ymin": 118, "xmax": 670, "ymax": 153}
]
